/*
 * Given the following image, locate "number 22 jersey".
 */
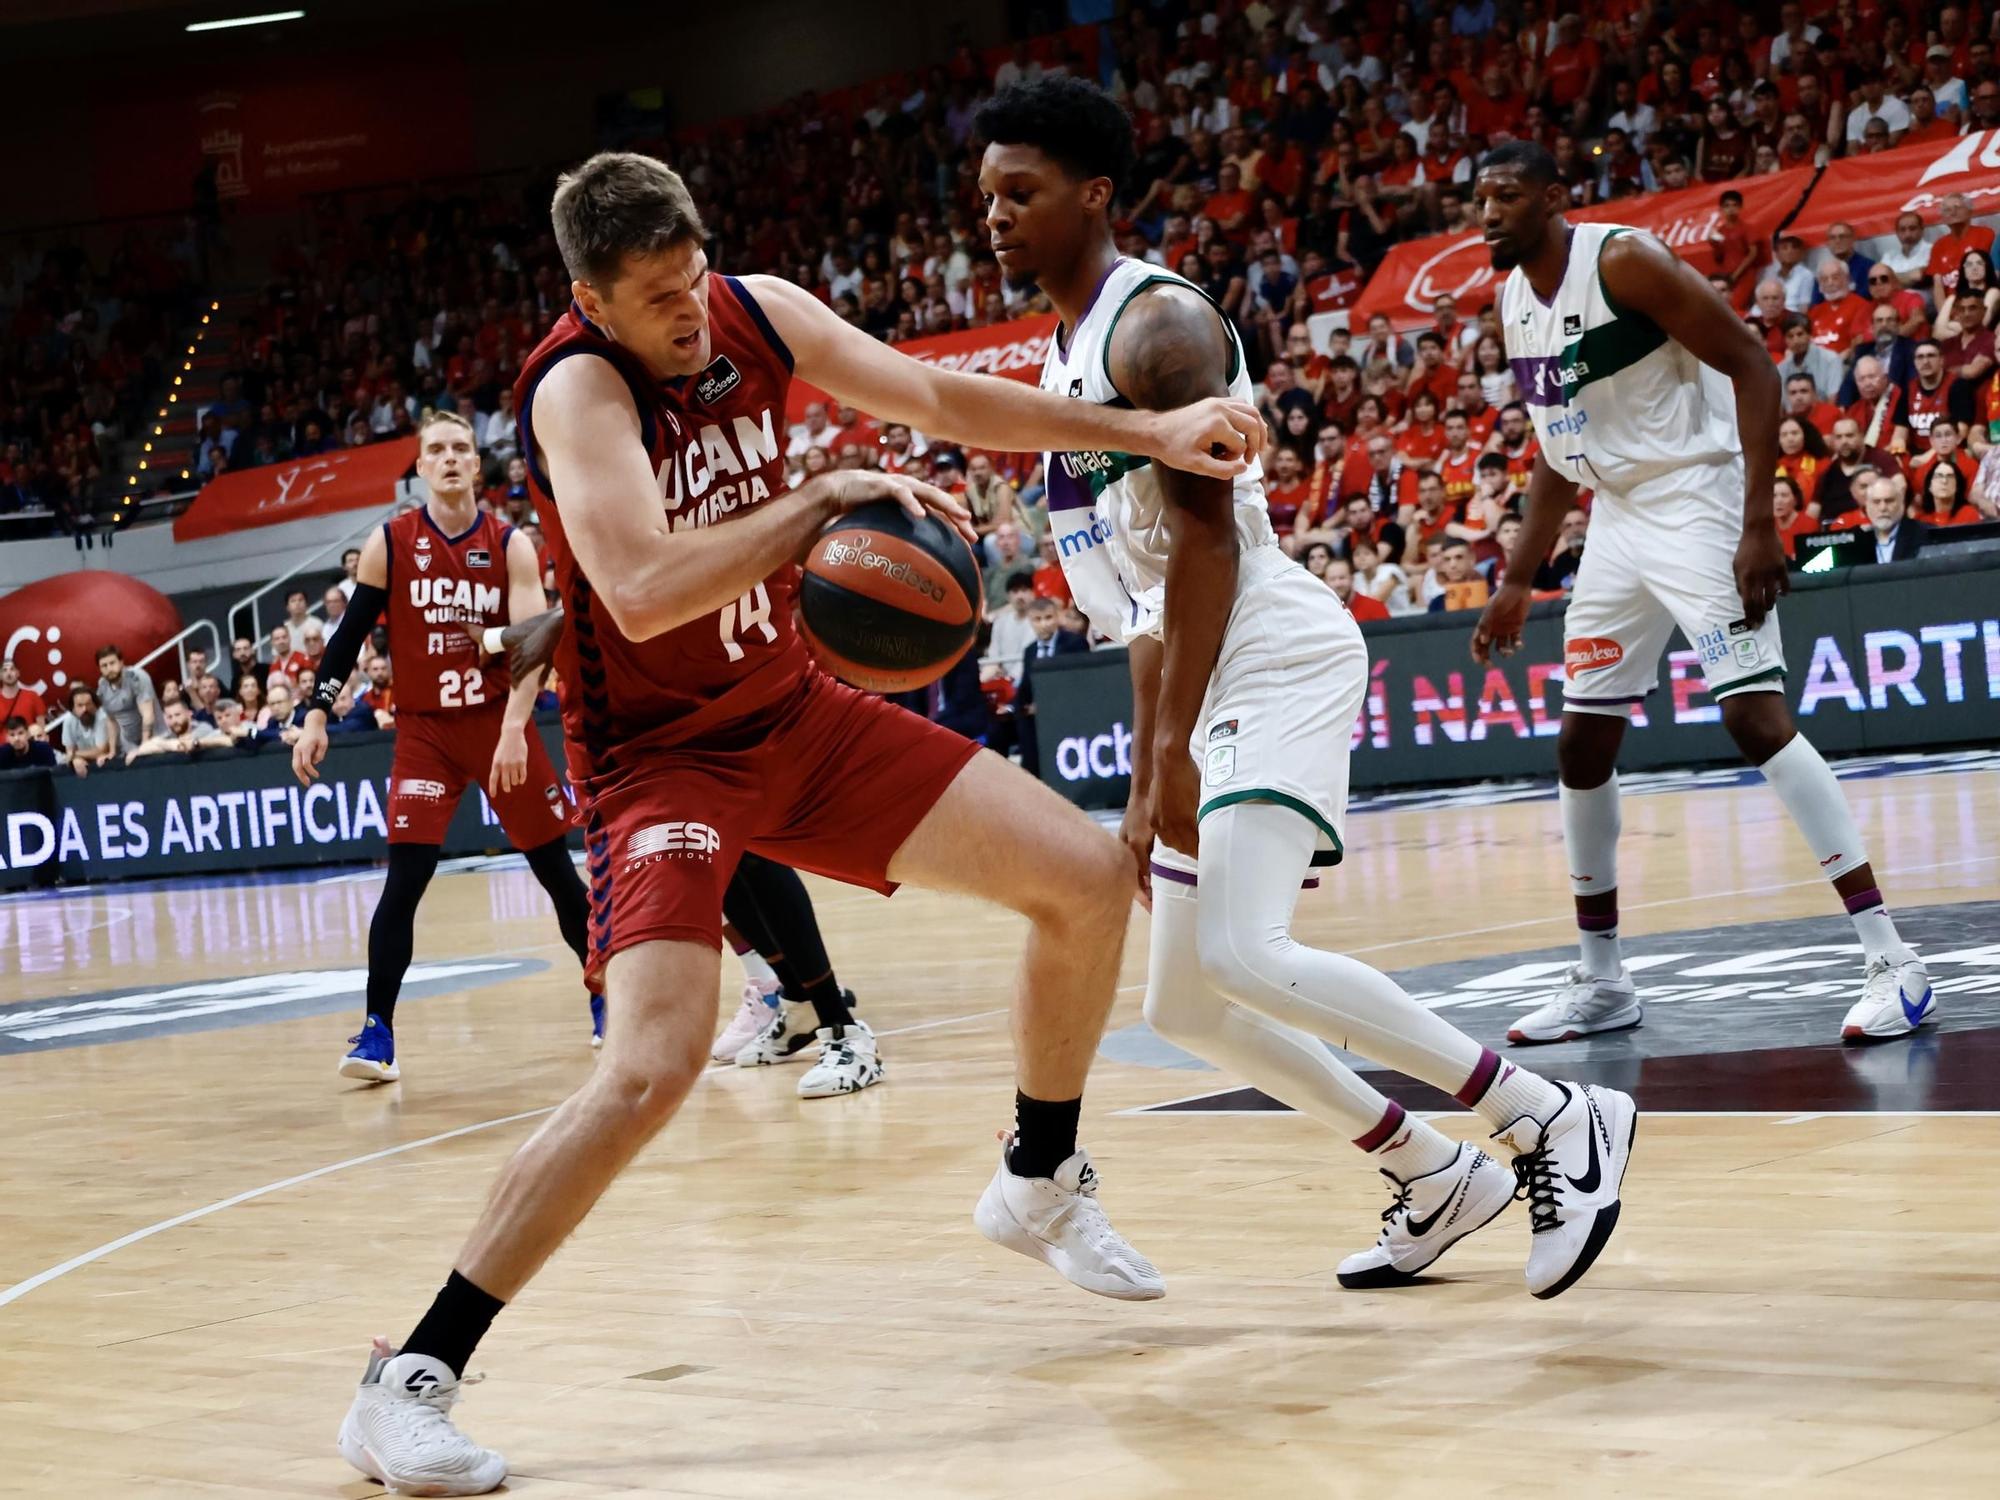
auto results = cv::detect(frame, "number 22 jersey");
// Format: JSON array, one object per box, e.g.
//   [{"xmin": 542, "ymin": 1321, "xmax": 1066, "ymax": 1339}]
[{"xmin": 380, "ymin": 504, "xmax": 518, "ymax": 715}]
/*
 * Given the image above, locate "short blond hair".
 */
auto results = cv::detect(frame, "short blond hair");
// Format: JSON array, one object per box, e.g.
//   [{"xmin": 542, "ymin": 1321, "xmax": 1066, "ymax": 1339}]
[{"xmin": 417, "ymin": 409, "xmax": 476, "ymax": 444}]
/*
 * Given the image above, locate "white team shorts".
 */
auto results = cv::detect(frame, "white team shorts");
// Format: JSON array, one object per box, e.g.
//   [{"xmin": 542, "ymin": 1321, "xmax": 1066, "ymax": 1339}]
[
  {"xmin": 1161, "ymin": 547, "xmax": 1363, "ymax": 872},
  {"xmin": 1561, "ymin": 492, "xmax": 1785, "ymax": 715}
]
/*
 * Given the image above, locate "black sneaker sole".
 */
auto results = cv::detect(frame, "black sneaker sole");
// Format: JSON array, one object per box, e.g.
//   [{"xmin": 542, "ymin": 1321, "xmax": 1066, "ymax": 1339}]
[{"xmin": 1531, "ymin": 1108, "xmax": 1638, "ymax": 1300}]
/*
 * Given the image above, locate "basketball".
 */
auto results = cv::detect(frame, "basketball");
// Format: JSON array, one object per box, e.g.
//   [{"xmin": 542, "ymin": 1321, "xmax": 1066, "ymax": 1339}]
[{"xmin": 799, "ymin": 501, "xmax": 983, "ymax": 693}]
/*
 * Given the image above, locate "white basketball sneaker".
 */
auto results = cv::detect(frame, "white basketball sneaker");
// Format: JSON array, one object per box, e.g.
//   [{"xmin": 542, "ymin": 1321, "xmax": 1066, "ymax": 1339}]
[
  {"xmin": 1336, "ymin": 1144, "xmax": 1516, "ymax": 1289},
  {"xmin": 973, "ymin": 1134, "xmax": 1164, "ymax": 1301},
  {"xmin": 1494, "ymin": 1081, "xmax": 1636, "ymax": 1299},
  {"xmin": 1840, "ymin": 955, "xmax": 1936, "ymax": 1043},
  {"xmin": 797, "ymin": 1019, "xmax": 884, "ymax": 1098},
  {"xmin": 336, "ymin": 1339, "xmax": 506, "ymax": 1496},
  {"xmin": 1508, "ymin": 966, "xmax": 1642, "ymax": 1045},
  {"xmin": 711, "ymin": 979, "xmax": 780, "ymax": 1061},
  {"xmin": 734, "ymin": 999, "xmax": 820, "ymax": 1067}
]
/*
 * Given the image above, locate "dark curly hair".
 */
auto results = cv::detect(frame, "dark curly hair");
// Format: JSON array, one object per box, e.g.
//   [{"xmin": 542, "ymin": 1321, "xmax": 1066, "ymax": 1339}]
[{"xmin": 975, "ymin": 74, "xmax": 1136, "ymax": 196}]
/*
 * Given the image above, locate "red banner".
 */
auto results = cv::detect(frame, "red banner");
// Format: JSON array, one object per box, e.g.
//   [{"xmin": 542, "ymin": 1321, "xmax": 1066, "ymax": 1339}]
[
  {"xmin": 174, "ymin": 439, "xmax": 416, "ymax": 542},
  {"xmin": 1787, "ymin": 130, "xmax": 2000, "ymax": 243},
  {"xmin": 1352, "ymin": 167, "xmax": 1814, "ymax": 328},
  {"xmin": 92, "ymin": 55, "xmax": 475, "ymax": 220},
  {"xmin": 786, "ymin": 313, "xmax": 1061, "ymax": 425}
]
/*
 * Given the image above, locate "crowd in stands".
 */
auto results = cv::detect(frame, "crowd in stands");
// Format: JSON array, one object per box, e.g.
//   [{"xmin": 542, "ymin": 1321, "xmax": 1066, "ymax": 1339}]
[
  {"xmin": 0, "ymin": 229, "xmax": 202, "ymax": 530},
  {"xmin": 14, "ymin": 1, "xmax": 2000, "ymax": 774}
]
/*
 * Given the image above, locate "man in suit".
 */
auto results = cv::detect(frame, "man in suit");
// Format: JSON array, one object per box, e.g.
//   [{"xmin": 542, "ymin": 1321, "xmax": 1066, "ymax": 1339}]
[
  {"xmin": 1014, "ymin": 596, "xmax": 1089, "ymax": 780},
  {"xmin": 1862, "ymin": 475, "xmax": 1928, "ymax": 563}
]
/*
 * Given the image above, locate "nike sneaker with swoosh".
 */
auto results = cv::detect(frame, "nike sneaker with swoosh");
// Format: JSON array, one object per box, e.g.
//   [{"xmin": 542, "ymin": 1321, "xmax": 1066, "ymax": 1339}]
[
  {"xmin": 1336, "ymin": 1144, "xmax": 1516, "ymax": 1289},
  {"xmin": 1840, "ymin": 955, "xmax": 1936, "ymax": 1043},
  {"xmin": 337, "ymin": 1338, "xmax": 506, "ymax": 1495},
  {"xmin": 1498, "ymin": 1081, "xmax": 1637, "ymax": 1299},
  {"xmin": 1506, "ymin": 966, "xmax": 1641, "ymax": 1045}
]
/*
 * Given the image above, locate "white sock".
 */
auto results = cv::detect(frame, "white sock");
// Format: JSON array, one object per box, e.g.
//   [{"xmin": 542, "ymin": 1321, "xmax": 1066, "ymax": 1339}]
[
  {"xmin": 1193, "ymin": 801, "xmax": 1564, "ymax": 1129},
  {"xmin": 735, "ymin": 947, "xmax": 779, "ymax": 991},
  {"xmin": 1757, "ymin": 735, "xmax": 1917, "ymax": 960},
  {"xmin": 1561, "ymin": 776, "xmax": 1624, "ymax": 979}
]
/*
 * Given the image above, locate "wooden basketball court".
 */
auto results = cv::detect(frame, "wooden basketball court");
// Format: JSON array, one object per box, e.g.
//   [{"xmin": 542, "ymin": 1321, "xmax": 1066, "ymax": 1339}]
[{"xmin": 3, "ymin": 762, "xmax": 1997, "ymax": 1498}]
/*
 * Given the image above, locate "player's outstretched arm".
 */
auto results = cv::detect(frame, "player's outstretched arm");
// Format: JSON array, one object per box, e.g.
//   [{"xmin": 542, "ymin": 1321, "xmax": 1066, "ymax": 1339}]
[
  {"xmin": 534, "ymin": 354, "xmax": 970, "ymax": 642},
  {"xmin": 1106, "ymin": 282, "xmax": 1241, "ymax": 859},
  {"xmin": 1598, "ymin": 231, "xmax": 1788, "ymax": 626},
  {"xmin": 294, "ymin": 527, "xmax": 390, "ymax": 786},
  {"xmin": 1471, "ymin": 452, "xmax": 1577, "ymax": 665},
  {"xmin": 743, "ymin": 273, "xmax": 1264, "ymax": 478}
]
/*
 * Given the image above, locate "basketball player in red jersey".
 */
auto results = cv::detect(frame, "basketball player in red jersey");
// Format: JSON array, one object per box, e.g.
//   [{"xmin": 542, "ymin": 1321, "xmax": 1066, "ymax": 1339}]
[
  {"xmin": 293, "ymin": 411, "xmax": 598, "ymax": 1085},
  {"xmin": 336, "ymin": 153, "xmax": 1266, "ymax": 1495}
]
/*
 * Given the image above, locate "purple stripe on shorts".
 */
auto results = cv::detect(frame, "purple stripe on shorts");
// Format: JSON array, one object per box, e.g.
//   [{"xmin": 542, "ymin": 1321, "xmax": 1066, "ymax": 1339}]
[{"xmin": 1149, "ymin": 861, "xmax": 1198, "ymax": 887}]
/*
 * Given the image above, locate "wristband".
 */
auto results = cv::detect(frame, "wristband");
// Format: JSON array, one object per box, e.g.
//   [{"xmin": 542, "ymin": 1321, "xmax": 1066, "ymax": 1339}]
[{"xmin": 483, "ymin": 626, "xmax": 507, "ymax": 654}]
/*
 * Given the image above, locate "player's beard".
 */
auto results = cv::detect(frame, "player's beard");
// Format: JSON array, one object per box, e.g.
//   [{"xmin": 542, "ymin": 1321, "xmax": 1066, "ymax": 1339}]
[
  {"xmin": 1487, "ymin": 241, "xmax": 1520, "ymax": 272},
  {"xmin": 1002, "ymin": 268, "xmax": 1042, "ymax": 294}
]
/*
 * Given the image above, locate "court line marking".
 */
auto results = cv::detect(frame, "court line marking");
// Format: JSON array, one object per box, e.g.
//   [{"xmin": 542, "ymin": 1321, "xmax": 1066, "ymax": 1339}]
[
  {"xmin": 0, "ymin": 1005, "xmax": 1008, "ymax": 1312},
  {"xmin": 0, "ymin": 1107, "xmax": 556, "ymax": 1311}
]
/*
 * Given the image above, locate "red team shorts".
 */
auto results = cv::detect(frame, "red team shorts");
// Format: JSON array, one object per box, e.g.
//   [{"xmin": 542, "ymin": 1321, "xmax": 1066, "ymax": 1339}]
[
  {"xmin": 388, "ymin": 703, "xmax": 573, "ymax": 849},
  {"xmin": 578, "ymin": 667, "xmax": 980, "ymax": 990}
]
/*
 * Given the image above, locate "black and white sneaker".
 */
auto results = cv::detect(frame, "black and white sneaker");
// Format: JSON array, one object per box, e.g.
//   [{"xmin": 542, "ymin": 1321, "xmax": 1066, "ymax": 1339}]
[
  {"xmin": 1497, "ymin": 1082, "xmax": 1637, "ymax": 1299},
  {"xmin": 733, "ymin": 999, "xmax": 820, "ymax": 1067},
  {"xmin": 1336, "ymin": 1144, "xmax": 1516, "ymax": 1289},
  {"xmin": 797, "ymin": 1019, "xmax": 884, "ymax": 1097}
]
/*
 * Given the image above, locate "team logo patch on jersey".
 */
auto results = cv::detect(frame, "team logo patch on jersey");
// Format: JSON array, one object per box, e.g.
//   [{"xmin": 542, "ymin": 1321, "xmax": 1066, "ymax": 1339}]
[
  {"xmin": 1069, "ymin": 379, "xmax": 1084, "ymax": 397},
  {"xmin": 416, "ymin": 551, "xmax": 433, "ymax": 572},
  {"xmin": 1204, "ymin": 744, "xmax": 1237, "ymax": 787},
  {"xmin": 1728, "ymin": 618, "xmax": 1753, "ymax": 636},
  {"xmin": 1565, "ymin": 636, "xmax": 1624, "ymax": 672},
  {"xmin": 466, "ymin": 548, "xmax": 491, "ymax": 569},
  {"xmin": 1209, "ymin": 719, "xmax": 1239, "ymax": 741},
  {"xmin": 1734, "ymin": 638, "xmax": 1761, "ymax": 668},
  {"xmin": 693, "ymin": 356, "xmax": 741, "ymax": 405},
  {"xmin": 1563, "ymin": 313, "xmax": 1583, "ymax": 336}
]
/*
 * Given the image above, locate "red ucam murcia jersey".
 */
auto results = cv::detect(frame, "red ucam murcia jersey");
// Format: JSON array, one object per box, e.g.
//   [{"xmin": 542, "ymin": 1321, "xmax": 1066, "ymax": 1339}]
[
  {"xmin": 515, "ymin": 275, "xmax": 808, "ymax": 784},
  {"xmin": 380, "ymin": 504, "xmax": 516, "ymax": 715}
]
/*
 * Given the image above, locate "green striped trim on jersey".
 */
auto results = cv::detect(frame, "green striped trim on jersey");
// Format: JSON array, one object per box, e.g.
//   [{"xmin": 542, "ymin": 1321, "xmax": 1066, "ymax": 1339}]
[
  {"xmin": 1562, "ymin": 226, "xmax": 1668, "ymax": 398},
  {"xmin": 1100, "ymin": 275, "xmax": 1244, "ymax": 393},
  {"xmin": 1197, "ymin": 787, "xmax": 1344, "ymax": 866}
]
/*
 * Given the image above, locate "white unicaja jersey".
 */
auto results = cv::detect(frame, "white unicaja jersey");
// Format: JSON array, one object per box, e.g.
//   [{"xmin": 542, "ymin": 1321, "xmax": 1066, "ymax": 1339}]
[
  {"xmin": 1498, "ymin": 222, "xmax": 1742, "ymax": 510},
  {"xmin": 1041, "ymin": 257, "xmax": 1282, "ymax": 643}
]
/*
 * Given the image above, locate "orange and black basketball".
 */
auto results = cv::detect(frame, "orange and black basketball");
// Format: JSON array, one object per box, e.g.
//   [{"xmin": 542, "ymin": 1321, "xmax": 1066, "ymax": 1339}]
[{"xmin": 799, "ymin": 501, "xmax": 983, "ymax": 694}]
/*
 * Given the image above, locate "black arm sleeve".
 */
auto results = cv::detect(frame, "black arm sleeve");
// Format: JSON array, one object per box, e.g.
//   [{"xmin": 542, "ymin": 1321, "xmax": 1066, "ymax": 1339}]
[{"xmin": 311, "ymin": 582, "xmax": 388, "ymax": 714}]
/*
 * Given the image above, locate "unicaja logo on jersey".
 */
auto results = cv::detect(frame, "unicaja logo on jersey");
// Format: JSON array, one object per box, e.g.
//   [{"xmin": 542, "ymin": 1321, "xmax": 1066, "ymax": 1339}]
[
  {"xmin": 1565, "ymin": 637, "xmax": 1624, "ymax": 672},
  {"xmin": 626, "ymin": 820, "xmax": 720, "ymax": 868}
]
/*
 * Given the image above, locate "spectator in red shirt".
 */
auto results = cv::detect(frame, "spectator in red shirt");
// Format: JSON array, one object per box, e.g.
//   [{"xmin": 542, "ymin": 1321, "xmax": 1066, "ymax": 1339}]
[
  {"xmin": 1696, "ymin": 100, "xmax": 1751, "ymax": 182},
  {"xmin": 1404, "ymin": 330, "xmax": 1460, "ymax": 410},
  {"xmin": 1395, "ymin": 390, "xmax": 1448, "ymax": 464},
  {"xmin": 1905, "ymin": 341, "xmax": 1977, "ymax": 455},
  {"xmin": 1785, "ymin": 373, "xmax": 1844, "ymax": 441},
  {"xmin": 1265, "ymin": 447, "xmax": 1313, "ymax": 532},
  {"xmin": 1466, "ymin": 62, "xmax": 1530, "ymax": 141},
  {"xmin": 1325, "ymin": 556, "xmax": 1390, "ymax": 621},
  {"xmin": 1911, "ymin": 445, "xmax": 1982, "ymax": 527},
  {"xmin": 1771, "ymin": 475, "xmax": 1821, "ymax": 553},
  {"xmin": 1929, "ymin": 193, "xmax": 1997, "ymax": 306},
  {"xmin": 1542, "ymin": 15, "xmax": 1602, "ymax": 122},
  {"xmin": 1936, "ymin": 291, "xmax": 1997, "ymax": 385},
  {"xmin": 1748, "ymin": 279, "xmax": 1791, "ymax": 357},
  {"xmin": 0, "ymin": 657, "xmax": 48, "ymax": 736},
  {"xmin": 1809, "ymin": 261, "xmax": 1873, "ymax": 355},
  {"xmin": 1902, "ymin": 86, "xmax": 1958, "ymax": 145},
  {"xmin": 1453, "ymin": 370, "xmax": 1500, "ymax": 444},
  {"xmin": 1863, "ymin": 263, "xmax": 1930, "ymax": 341},
  {"xmin": 1847, "ymin": 355, "xmax": 1911, "ymax": 451},
  {"xmin": 1203, "ymin": 162, "xmax": 1255, "ymax": 240},
  {"xmin": 1705, "ymin": 190, "xmax": 1759, "ymax": 299}
]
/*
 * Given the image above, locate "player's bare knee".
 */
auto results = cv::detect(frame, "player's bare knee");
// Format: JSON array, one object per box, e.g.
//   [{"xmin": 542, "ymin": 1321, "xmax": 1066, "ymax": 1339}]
[
  {"xmin": 596, "ymin": 1044, "xmax": 704, "ymax": 1135},
  {"xmin": 1021, "ymin": 823, "xmax": 1130, "ymax": 932},
  {"xmin": 1557, "ymin": 718, "xmax": 1621, "ymax": 789},
  {"xmin": 1721, "ymin": 693, "xmax": 1795, "ymax": 766}
]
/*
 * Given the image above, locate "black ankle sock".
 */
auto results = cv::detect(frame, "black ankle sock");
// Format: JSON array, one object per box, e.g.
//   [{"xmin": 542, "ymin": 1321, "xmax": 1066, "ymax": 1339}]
[
  {"xmin": 1008, "ymin": 1092, "xmax": 1081, "ymax": 1179},
  {"xmin": 798, "ymin": 973, "xmax": 854, "ymax": 1033},
  {"xmin": 402, "ymin": 1269, "xmax": 505, "ymax": 1378}
]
